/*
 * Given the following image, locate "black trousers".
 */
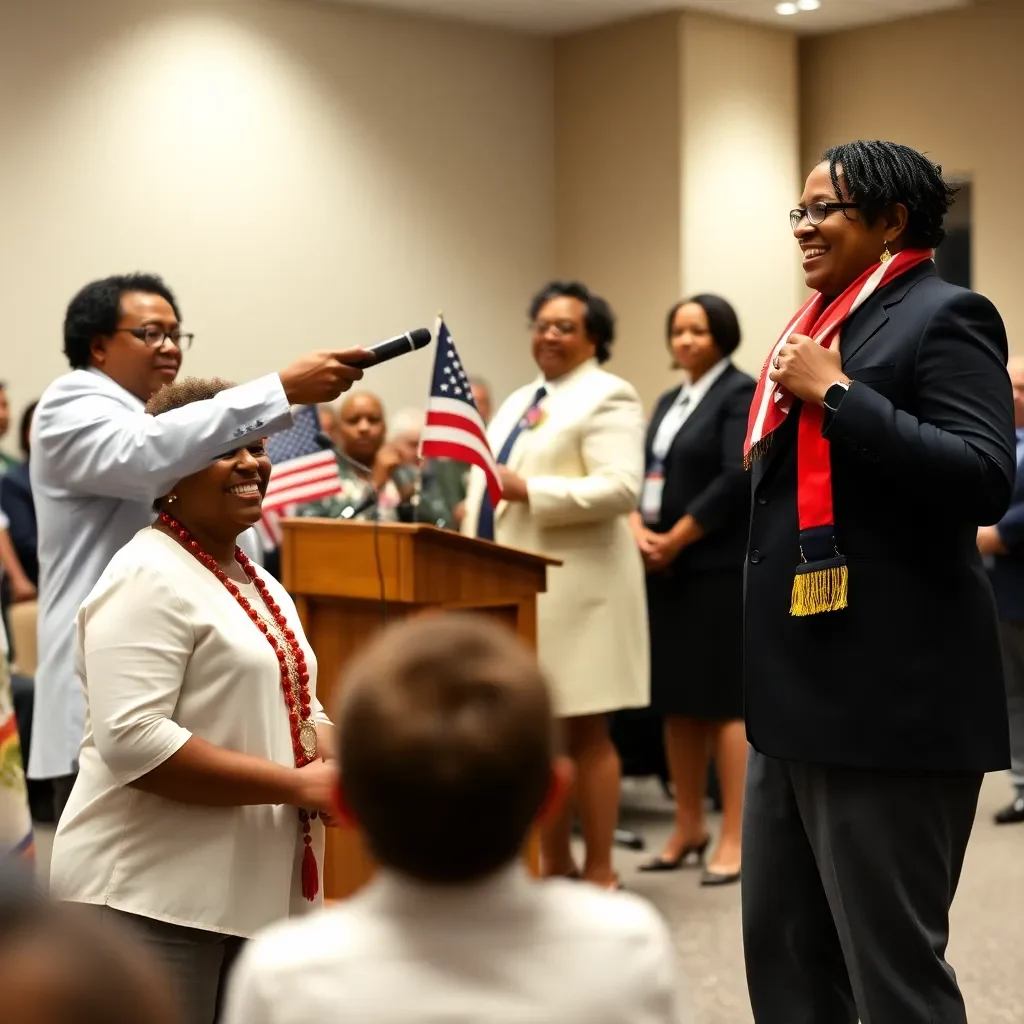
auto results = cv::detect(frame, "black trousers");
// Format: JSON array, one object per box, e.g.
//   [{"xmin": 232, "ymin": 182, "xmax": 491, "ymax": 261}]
[{"xmin": 742, "ymin": 749, "xmax": 981, "ymax": 1024}]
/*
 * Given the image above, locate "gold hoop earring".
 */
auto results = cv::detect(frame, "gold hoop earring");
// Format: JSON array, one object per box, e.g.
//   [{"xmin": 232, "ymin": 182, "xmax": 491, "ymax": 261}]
[
  {"xmin": 166, "ymin": 493, "xmax": 177, "ymax": 504},
  {"xmin": 880, "ymin": 242, "xmax": 892, "ymax": 264}
]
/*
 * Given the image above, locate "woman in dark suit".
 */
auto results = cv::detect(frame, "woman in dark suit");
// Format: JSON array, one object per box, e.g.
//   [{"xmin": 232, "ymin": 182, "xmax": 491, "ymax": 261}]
[
  {"xmin": 631, "ymin": 295, "xmax": 754, "ymax": 885},
  {"xmin": 742, "ymin": 141, "xmax": 1015, "ymax": 1024}
]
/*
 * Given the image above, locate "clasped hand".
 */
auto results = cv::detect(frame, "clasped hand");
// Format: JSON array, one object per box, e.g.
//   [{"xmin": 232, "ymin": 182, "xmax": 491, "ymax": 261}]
[
  {"xmin": 636, "ymin": 526, "xmax": 683, "ymax": 572},
  {"xmin": 768, "ymin": 333, "xmax": 847, "ymax": 405}
]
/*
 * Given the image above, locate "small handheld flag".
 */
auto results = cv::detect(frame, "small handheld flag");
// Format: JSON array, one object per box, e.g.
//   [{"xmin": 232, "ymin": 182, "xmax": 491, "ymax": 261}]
[
  {"xmin": 257, "ymin": 404, "xmax": 344, "ymax": 548},
  {"xmin": 419, "ymin": 319, "xmax": 503, "ymax": 505}
]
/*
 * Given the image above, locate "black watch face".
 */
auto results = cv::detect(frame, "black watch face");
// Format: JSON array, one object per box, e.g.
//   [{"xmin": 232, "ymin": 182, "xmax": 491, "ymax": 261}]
[{"xmin": 824, "ymin": 384, "xmax": 846, "ymax": 410}]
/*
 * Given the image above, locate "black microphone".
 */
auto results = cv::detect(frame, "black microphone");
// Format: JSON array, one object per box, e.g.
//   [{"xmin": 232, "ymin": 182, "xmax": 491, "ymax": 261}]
[{"xmin": 346, "ymin": 328, "xmax": 432, "ymax": 369}]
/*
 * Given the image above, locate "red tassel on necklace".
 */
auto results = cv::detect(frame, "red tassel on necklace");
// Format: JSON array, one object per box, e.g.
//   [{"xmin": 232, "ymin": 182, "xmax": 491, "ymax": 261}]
[
  {"xmin": 301, "ymin": 840, "xmax": 320, "ymax": 901},
  {"xmin": 300, "ymin": 809, "xmax": 319, "ymax": 901}
]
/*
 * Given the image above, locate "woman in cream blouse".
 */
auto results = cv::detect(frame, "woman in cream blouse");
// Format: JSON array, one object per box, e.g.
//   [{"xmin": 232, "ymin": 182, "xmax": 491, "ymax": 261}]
[
  {"xmin": 463, "ymin": 281, "xmax": 649, "ymax": 890},
  {"xmin": 49, "ymin": 377, "xmax": 337, "ymax": 1024}
]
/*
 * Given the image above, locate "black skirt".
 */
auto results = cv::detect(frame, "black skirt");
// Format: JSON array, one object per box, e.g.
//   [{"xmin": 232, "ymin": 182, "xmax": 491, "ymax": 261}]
[{"xmin": 647, "ymin": 566, "xmax": 744, "ymax": 720}]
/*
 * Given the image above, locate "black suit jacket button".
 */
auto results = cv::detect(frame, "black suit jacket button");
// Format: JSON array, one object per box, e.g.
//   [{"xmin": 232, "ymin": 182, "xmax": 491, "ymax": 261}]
[
  {"xmin": 749, "ymin": 550, "xmax": 762, "ymax": 564},
  {"xmin": 756, "ymin": 496, "xmax": 768, "ymax": 505}
]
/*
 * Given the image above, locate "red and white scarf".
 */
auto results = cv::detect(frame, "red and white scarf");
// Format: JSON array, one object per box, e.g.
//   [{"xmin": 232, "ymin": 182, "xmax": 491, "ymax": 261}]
[{"xmin": 745, "ymin": 248, "xmax": 933, "ymax": 615}]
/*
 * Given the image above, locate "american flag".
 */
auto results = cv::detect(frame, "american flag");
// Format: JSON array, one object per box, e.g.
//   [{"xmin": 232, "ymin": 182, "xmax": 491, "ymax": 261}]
[
  {"xmin": 257, "ymin": 403, "xmax": 343, "ymax": 548},
  {"xmin": 420, "ymin": 319, "xmax": 503, "ymax": 505}
]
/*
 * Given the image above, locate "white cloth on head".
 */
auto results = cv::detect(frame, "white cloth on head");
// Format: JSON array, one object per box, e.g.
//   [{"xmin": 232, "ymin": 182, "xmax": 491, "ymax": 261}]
[
  {"xmin": 222, "ymin": 863, "xmax": 688, "ymax": 1024},
  {"xmin": 29, "ymin": 367, "xmax": 291, "ymax": 779},
  {"xmin": 49, "ymin": 527, "xmax": 328, "ymax": 937}
]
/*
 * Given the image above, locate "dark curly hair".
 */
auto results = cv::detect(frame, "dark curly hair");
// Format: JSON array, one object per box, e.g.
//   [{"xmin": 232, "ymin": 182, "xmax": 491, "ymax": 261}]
[
  {"xmin": 528, "ymin": 281, "xmax": 616, "ymax": 364},
  {"xmin": 665, "ymin": 294, "xmax": 742, "ymax": 358},
  {"xmin": 146, "ymin": 377, "xmax": 235, "ymax": 417},
  {"xmin": 63, "ymin": 273, "xmax": 181, "ymax": 370},
  {"xmin": 823, "ymin": 141, "xmax": 958, "ymax": 249}
]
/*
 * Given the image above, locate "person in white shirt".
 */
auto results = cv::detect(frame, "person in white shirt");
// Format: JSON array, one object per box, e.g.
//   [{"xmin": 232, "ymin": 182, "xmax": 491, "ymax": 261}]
[
  {"xmin": 29, "ymin": 273, "xmax": 367, "ymax": 817},
  {"xmin": 49, "ymin": 377, "xmax": 340, "ymax": 1024},
  {"xmin": 222, "ymin": 613, "xmax": 685, "ymax": 1024}
]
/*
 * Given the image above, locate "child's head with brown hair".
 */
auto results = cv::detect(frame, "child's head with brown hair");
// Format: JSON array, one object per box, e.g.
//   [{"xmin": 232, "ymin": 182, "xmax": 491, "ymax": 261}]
[{"xmin": 336, "ymin": 612, "xmax": 569, "ymax": 884}]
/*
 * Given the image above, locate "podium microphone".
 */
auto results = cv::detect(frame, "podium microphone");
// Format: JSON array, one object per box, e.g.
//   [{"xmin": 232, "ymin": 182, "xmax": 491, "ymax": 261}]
[
  {"xmin": 346, "ymin": 328, "xmax": 432, "ymax": 369},
  {"xmin": 314, "ymin": 432, "xmax": 378, "ymax": 519}
]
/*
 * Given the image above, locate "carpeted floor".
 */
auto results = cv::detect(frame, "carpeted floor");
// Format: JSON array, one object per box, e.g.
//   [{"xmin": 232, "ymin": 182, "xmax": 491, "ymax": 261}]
[
  {"xmin": 613, "ymin": 771, "xmax": 1024, "ymax": 1024},
  {"xmin": 34, "ymin": 773, "xmax": 1023, "ymax": 1022}
]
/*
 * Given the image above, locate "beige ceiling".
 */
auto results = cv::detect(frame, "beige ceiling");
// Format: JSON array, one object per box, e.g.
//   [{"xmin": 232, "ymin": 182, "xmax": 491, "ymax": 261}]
[{"xmin": 314, "ymin": 0, "xmax": 973, "ymax": 35}]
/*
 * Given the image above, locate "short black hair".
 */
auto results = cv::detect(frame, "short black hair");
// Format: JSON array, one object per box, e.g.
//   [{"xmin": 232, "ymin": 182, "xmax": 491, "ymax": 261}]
[
  {"xmin": 63, "ymin": 273, "xmax": 181, "ymax": 370},
  {"xmin": 18, "ymin": 401, "xmax": 38, "ymax": 458},
  {"xmin": 528, "ymin": 281, "xmax": 616, "ymax": 363},
  {"xmin": 666, "ymin": 294, "xmax": 741, "ymax": 357},
  {"xmin": 823, "ymin": 141, "xmax": 958, "ymax": 250}
]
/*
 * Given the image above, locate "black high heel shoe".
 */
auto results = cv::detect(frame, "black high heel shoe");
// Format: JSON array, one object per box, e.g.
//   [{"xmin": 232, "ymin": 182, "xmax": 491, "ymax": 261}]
[{"xmin": 638, "ymin": 835, "xmax": 710, "ymax": 872}]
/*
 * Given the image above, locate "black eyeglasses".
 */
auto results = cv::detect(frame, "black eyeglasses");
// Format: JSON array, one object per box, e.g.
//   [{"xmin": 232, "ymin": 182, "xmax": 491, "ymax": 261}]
[
  {"xmin": 789, "ymin": 201, "xmax": 859, "ymax": 231},
  {"xmin": 116, "ymin": 327, "xmax": 194, "ymax": 351}
]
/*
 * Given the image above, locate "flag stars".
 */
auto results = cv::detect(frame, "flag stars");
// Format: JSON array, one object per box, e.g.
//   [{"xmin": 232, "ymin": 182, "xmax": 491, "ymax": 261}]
[{"xmin": 440, "ymin": 383, "xmax": 449, "ymax": 392}]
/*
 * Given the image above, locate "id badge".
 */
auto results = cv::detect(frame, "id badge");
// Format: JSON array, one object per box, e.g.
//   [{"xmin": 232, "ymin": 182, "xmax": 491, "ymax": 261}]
[{"xmin": 640, "ymin": 460, "xmax": 665, "ymax": 525}]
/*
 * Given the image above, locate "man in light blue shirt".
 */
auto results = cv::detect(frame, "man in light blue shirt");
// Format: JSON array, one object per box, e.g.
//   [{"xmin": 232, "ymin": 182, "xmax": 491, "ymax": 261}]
[{"xmin": 30, "ymin": 272, "xmax": 367, "ymax": 816}]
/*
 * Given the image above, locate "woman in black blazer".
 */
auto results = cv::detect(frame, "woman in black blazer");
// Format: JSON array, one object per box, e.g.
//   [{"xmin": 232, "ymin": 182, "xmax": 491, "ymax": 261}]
[
  {"xmin": 743, "ymin": 140, "xmax": 1015, "ymax": 1024},
  {"xmin": 631, "ymin": 295, "xmax": 754, "ymax": 885}
]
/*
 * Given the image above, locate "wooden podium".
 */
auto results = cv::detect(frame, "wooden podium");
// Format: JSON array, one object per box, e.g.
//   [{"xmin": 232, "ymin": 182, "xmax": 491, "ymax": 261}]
[{"xmin": 280, "ymin": 517, "xmax": 557, "ymax": 899}]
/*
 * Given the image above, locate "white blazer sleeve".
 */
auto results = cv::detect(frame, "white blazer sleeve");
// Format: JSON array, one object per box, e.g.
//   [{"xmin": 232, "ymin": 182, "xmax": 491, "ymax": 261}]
[
  {"xmin": 526, "ymin": 388, "xmax": 645, "ymax": 527},
  {"xmin": 80, "ymin": 563, "xmax": 195, "ymax": 786},
  {"xmin": 34, "ymin": 373, "xmax": 292, "ymax": 503}
]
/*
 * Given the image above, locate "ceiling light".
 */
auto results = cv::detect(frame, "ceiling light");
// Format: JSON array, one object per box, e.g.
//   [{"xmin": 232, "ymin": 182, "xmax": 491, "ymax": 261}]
[
  {"xmin": 797, "ymin": 0, "xmax": 821, "ymax": 10},
  {"xmin": 775, "ymin": 2, "xmax": 798, "ymax": 15}
]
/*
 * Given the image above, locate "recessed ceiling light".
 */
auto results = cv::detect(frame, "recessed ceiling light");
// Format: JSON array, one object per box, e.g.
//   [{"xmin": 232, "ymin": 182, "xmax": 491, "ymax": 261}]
[
  {"xmin": 797, "ymin": 0, "xmax": 821, "ymax": 10},
  {"xmin": 775, "ymin": 2, "xmax": 798, "ymax": 15}
]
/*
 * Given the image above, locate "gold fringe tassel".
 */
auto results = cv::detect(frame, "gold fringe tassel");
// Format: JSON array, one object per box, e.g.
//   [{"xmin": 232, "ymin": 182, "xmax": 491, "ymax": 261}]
[
  {"xmin": 745, "ymin": 433, "xmax": 773, "ymax": 470},
  {"xmin": 790, "ymin": 564, "xmax": 848, "ymax": 617}
]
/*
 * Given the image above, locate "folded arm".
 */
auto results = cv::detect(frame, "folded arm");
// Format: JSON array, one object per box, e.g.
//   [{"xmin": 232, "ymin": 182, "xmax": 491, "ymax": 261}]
[
  {"xmin": 527, "ymin": 390, "xmax": 645, "ymax": 528},
  {"xmin": 34, "ymin": 373, "xmax": 292, "ymax": 504},
  {"xmin": 823, "ymin": 291, "xmax": 1016, "ymax": 525}
]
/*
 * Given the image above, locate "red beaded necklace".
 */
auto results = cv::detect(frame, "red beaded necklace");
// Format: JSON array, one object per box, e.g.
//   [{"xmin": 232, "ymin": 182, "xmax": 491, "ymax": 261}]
[{"xmin": 157, "ymin": 511, "xmax": 320, "ymax": 901}]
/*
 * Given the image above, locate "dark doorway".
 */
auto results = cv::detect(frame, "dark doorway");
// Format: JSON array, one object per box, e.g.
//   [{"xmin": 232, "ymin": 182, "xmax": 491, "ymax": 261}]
[{"xmin": 934, "ymin": 179, "xmax": 971, "ymax": 289}]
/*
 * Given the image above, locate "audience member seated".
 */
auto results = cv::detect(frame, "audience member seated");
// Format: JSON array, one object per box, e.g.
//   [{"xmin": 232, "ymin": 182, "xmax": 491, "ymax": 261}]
[
  {"xmin": 295, "ymin": 391, "xmax": 412, "ymax": 521},
  {"xmin": 0, "ymin": 862, "xmax": 181, "ymax": 1024},
  {"xmin": 49, "ymin": 377, "xmax": 338, "ymax": 1024},
  {"xmin": 387, "ymin": 407, "xmax": 458, "ymax": 528},
  {"xmin": 0, "ymin": 525, "xmax": 33, "ymax": 859},
  {"xmin": 0, "ymin": 383, "xmax": 17, "ymax": 474},
  {"xmin": 222, "ymin": 614, "xmax": 684, "ymax": 1024},
  {"xmin": 0, "ymin": 401, "xmax": 39, "ymax": 588}
]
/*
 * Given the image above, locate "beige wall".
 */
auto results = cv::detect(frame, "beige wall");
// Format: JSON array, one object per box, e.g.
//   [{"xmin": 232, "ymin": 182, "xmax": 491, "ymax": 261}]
[
  {"xmin": 553, "ymin": 14, "xmax": 683, "ymax": 409},
  {"xmin": 801, "ymin": 0, "xmax": 1024, "ymax": 348},
  {"xmin": 0, "ymin": 0, "xmax": 554, "ymax": 429},
  {"xmin": 553, "ymin": 12, "xmax": 802, "ymax": 408},
  {"xmin": 679, "ymin": 13, "xmax": 802, "ymax": 380}
]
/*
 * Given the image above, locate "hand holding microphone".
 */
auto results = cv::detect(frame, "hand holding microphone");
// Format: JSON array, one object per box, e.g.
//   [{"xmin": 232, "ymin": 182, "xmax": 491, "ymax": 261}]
[{"xmin": 278, "ymin": 328, "xmax": 433, "ymax": 406}]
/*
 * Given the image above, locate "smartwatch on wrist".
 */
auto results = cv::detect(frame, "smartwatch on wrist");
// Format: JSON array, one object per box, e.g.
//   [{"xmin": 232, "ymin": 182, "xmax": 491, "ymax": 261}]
[{"xmin": 823, "ymin": 380, "xmax": 850, "ymax": 413}]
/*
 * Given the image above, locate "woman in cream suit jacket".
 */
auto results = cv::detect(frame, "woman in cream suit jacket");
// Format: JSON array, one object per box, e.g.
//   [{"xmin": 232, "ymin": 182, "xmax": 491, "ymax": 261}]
[{"xmin": 463, "ymin": 281, "xmax": 649, "ymax": 890}]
